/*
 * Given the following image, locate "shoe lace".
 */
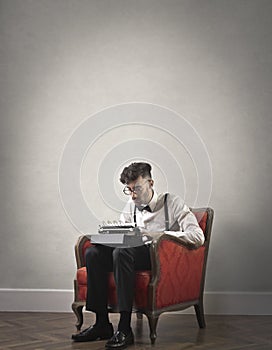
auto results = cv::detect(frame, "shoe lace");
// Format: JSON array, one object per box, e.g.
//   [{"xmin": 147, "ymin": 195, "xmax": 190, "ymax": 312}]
[{"xmin": 112, "ymin": 331, "xmax": 122, "ymax": 340}]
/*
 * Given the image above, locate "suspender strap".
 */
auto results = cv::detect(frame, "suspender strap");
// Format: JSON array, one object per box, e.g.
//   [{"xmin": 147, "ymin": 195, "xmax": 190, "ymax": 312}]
[
  {"xmin": 164, "ymin": 193, "xmax": 170, "ymax": 231},
  {"xmin": 134, "ymin": 205, "xmax": 137, "ymax": 227}
]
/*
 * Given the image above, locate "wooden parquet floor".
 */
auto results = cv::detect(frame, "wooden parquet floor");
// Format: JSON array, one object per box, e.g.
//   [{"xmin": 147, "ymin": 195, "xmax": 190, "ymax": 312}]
[{"xmin": 0, "ymin": 312, "xmax": 271, "ymax": 350}]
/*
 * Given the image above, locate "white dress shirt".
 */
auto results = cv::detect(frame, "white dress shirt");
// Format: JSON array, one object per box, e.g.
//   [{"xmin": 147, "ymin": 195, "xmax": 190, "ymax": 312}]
[{"xmin": 119, "ymin": 191, "xmax": 205, "ymax": 247}]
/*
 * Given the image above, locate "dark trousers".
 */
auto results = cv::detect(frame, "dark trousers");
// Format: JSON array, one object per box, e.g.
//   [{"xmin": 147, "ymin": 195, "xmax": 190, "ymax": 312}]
[{"xmin": 85, "ymin": 244, "xmax": 151, "ymax": 313}]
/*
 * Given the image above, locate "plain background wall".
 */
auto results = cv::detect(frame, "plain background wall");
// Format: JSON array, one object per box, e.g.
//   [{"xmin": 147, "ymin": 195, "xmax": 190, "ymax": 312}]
[{"xmin": 1, "ymin": 0, "xmax": 272, "ymax": 300}]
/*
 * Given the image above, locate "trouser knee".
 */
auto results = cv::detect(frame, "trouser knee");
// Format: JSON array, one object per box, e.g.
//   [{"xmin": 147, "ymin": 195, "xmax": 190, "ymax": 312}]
[
  {"xmin": 85, "ymin": 246, "xmax": 99, "ymax": 267},
  {"xmin": 112, "ymin": 248, "xmax": 134, "ymax": 267}
]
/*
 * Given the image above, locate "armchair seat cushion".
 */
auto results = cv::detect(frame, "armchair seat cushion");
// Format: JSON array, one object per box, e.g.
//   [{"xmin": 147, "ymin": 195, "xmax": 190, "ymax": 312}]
[
  {"xmin": 76, "ymin": 267, "xmax": 87, "ymax": 301},
  {"xmin": 77, "ymin": 267, "xmax": 88, "ymax": 285},
  {"xmin": 76, "ymin": 267, "xmax": 151, "ymax": 308}
]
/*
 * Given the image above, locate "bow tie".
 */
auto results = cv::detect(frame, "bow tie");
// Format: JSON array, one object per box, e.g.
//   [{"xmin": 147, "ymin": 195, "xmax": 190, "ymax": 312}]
[{"xmin": 139, "ymin": 205, "xmax": 152, "ymax": 212}]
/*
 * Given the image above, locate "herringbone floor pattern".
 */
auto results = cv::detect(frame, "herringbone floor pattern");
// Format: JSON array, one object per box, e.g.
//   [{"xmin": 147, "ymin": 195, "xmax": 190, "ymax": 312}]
[{"xmin": 0, "ymin": 312, "xmax": 271, "ymax": 350}]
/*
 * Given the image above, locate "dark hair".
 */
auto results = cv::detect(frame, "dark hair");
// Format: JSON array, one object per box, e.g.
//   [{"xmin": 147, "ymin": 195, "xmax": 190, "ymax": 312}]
[{"xmin": 120, "ymin": 162, "xmax": 152, "ymax": 184}]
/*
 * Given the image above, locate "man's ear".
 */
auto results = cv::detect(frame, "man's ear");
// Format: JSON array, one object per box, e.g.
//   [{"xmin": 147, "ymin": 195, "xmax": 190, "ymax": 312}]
[{"xmin": 150, "ymin": 179, "xmax": 154, "ymax": 187}]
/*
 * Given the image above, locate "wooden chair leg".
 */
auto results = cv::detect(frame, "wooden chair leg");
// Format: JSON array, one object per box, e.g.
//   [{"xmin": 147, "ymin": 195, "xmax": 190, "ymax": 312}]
[
  {"xmin": 194, "ymin": 301, "xmax": 206, "ymax": 328},
  {"xmin": 147, "ymin": 315, "xmax": 159, "ymax": 345},
  {"xmin": 72, "ymin": 302, "xmax": 84, "ymax": 331}
]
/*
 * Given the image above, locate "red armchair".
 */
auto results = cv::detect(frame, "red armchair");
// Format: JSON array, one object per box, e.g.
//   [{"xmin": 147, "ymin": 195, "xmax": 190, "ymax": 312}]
[{"xmin": 72, "ymin": 207, "xmax": 214, "ymax": 344}]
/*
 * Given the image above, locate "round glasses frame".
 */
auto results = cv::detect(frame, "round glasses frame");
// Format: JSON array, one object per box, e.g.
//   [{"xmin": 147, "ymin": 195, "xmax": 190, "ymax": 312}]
[{"xmin": 123, "ymin": 179, "xmax": 151, "ymax": 195}]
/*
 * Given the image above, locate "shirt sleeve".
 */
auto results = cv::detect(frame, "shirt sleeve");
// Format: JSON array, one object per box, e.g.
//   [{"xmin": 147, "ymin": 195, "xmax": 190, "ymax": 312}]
[{"xmin": 164, "ymin": 195, "xmax": 205, "ymax": 248}]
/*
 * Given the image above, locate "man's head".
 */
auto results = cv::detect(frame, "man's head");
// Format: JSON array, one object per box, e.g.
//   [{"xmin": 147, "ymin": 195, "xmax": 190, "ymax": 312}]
[{"xmin": 120, "ymin": 162, "xmax": 154, "ymax": 207}]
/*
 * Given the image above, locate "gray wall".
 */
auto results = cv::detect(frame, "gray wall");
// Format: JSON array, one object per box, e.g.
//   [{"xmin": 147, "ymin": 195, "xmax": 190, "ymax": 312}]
[{"xmin": 1, "ymin": 0, "xmax": 272, "ymax": 295}]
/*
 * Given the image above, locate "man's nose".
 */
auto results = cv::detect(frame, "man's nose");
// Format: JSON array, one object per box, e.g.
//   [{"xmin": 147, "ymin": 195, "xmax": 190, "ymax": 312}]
[{"xmin": 131, "ymin": 192, "xmax": 137, "ymax": 200}]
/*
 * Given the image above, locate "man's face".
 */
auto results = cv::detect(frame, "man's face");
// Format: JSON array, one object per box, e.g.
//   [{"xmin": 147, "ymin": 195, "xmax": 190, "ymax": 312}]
[{"xmin": 125, "ymin": 176, "xmax": 154, "ymax": 207}]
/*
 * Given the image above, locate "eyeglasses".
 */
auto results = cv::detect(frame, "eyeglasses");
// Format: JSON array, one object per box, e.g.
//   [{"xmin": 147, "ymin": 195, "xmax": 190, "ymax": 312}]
[{"xmin": 123, "ymin": 179, "xmax": 151, "ymax": 195}]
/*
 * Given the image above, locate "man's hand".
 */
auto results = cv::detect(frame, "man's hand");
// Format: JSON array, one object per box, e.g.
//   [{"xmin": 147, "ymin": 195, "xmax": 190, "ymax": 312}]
[
  {"xmin": 146, "ymin": 232, "xmax": 164, "ymax": 240},
  {"xmin": 140, "ymin": 229, "xmax": 164, "ymax": 241}
]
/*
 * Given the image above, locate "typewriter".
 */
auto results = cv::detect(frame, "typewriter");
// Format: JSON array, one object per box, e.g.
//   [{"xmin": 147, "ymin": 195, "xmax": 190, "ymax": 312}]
[{"xmin": 88, "ymin": 222, "xmax": 143, "ymax": 247}]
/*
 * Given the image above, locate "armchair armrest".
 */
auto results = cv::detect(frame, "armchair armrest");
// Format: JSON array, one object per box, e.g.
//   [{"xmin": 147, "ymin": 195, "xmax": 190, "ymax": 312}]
[{"xmin": 148, "ymin": 234, "xmax": 205, "ymax": 310}]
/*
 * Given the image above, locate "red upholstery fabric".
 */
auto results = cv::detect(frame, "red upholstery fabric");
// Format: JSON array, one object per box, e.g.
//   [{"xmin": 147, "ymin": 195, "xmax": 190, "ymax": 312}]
[
  {"xmin": 77, "ymin": 285, "xmax": 87, "ymax": 302},
  {"xmin": 77, "ymin": 267, "xmax": 87, "ymax": 285},
  {"xmin": 155, "ymin": 240, "xmax": 205, "ymax": 309},
  {"xmin": 76, "ymin": 267, "xmax": 87, "ymax": 301}
]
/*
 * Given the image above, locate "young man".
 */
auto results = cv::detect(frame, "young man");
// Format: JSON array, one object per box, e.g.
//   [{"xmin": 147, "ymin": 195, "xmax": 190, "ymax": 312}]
[{"xmin": 72, "ymin": 162, "xmax": 204, "ymax": 349}]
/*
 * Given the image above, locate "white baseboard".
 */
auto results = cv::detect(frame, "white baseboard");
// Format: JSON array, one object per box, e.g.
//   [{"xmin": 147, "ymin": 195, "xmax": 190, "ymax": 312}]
[
  {"xmin": 0, "ymin": 289, "xmax": 272, "ymax": 315},
  {"xmin": 0, "ymin": 289, "xmax": 73, "ymax": 312}
]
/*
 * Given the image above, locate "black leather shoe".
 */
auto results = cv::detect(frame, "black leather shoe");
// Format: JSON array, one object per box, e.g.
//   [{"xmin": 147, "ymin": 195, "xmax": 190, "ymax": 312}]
[
  {"xmin": 72, "ymin": 323, "xmax": 114, "ymax": 342},
  {"xmin": 105, "ymin": 329, "xmax": 134, "ymax": 349}
]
